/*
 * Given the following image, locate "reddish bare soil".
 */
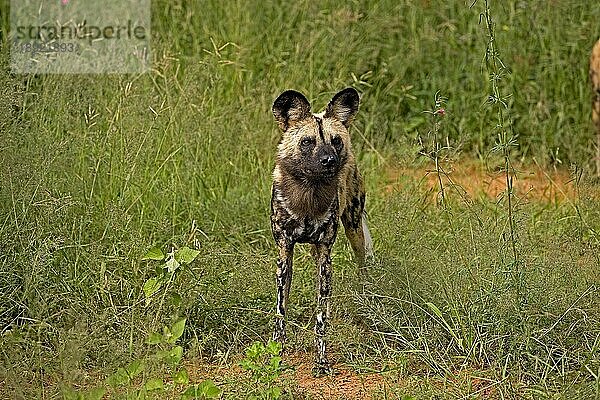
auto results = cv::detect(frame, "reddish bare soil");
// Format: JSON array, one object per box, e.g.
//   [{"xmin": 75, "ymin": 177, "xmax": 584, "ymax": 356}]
[
  {"xmin": 286, "ymin": 353, "xmax": 386, "ymax": 400},
  {"xmin": 184, "ymin": 352, "xmax": 387, "ymax": 400},
  {"xmin": 384, "ymin": 159, "xmax": 579, "ymax": 204},
  {"xmin": 183, "ymin": 352, "xmax": 506, "ymax": 399}
]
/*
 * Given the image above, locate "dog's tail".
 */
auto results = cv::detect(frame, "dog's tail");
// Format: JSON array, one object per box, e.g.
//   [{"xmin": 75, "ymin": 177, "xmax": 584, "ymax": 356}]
[{"xmin": 361, "ymin": 212, "xmax": 374, "ymax": 259}]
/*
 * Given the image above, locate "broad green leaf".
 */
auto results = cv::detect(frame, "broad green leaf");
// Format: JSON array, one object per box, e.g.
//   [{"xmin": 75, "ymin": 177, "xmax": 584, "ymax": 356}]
[
  {"xmin": 166, "ymin": 318, "xmax": 186, "ymax": 343},
  {"xmin": 245, "ymin": 342, "xmax": 263, "ymax": 359},
  {"xmin": 175, "ymin": 247, "xmax": 200, "ymax": 264},
  {"xmin": 60, "ymin": 386, "xmax": 80, "ymax": 400},
  {"xmin": 144, "ymin": 378, "xmax": 164, "ymax": 391},
  {"xmin": 239, "ymin": 359, "xmax": 253, "ymax": 371},
  {"xmin": 266, "ymin": 340, "xmax": 282, "ymax": 355},
  {"xmin": 84, "ymin": 387, "xmax": 106, "ymax": 400},
  {"xmin": 143, "ymin": 277, "xmax": 163, "ymax": 303},
  {"xmin": 173, "ymin": 368, "xmax": 189, "ymax": 385},
  {"xmin": 181, "ymin": 380, "xmax": 221, "ymax": 399},
  {"xmin": 142, "ymin": 246, "xmax": 165, "ymax": 261},
  {"xmin": 266, "ymin": 387, "xmax": 282, "ymax": 399},
  {"xmin": 181, "ymin": 385, "xmax": 198, "ymax": 399},
  {"xmin": 126, "ymin": 359, "xmax": 144, "ymax": 378},
  {"xmin": 198, "ymin": 380, "xmax": 221, "ymax": 398},
  {"xmin": 146, "ymin": 331, "xmax": 162, "ymax": 345},
  {"xmin": 182, "ymin": 384, "xmax": 203, "ymax": 399},
  {"xmin": 170, "ymin": 292, "xmax": 182, "ymax": 307},
  {"xmin": 160, "ymin": 345, "xmax": 183, "ymax": 365},
  {"xmin": 107, "ymin": 367, "xmax": 130, "ymax": 386},
  {"xmin": 131, "ymin": 388, "xmax": 146, "ymax": 400},
  {"xmin": 269, "ymin": 355, "xmax": 281, "ymax": 370},
  {"xmin": 181, "ymin": 385, "xmax": 196, "ymax": 398}
]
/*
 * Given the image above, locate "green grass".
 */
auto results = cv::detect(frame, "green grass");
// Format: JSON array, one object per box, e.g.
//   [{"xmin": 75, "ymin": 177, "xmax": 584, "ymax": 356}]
[{"xmin": 1, "ymin": 0, "xmax": 600, "ymax": 398}]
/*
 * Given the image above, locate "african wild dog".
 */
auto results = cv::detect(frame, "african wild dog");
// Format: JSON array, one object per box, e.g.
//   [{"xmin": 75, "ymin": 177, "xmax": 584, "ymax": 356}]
[
  {"xmin": 590, "ymin": 38, "xmax": 600, "ymax": 176},
  {"xmin": 270, "ymin": 88, "xmax": 373, "ymax": 376}
]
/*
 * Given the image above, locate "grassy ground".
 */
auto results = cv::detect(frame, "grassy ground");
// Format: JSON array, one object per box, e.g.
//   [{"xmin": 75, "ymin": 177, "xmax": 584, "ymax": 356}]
[{"xmin": 1, "ymin": 0, "xmax": 600, "ymax": 398}]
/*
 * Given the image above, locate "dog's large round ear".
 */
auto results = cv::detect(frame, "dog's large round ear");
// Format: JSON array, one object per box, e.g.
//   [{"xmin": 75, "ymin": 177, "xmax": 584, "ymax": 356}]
[
  {"xmin": 272, "ymin": 90, "xmax": 311, "ymax": 131},
  {"xmin": 324, "ymin": 88, "xmax": 360, "ymax": 128}
]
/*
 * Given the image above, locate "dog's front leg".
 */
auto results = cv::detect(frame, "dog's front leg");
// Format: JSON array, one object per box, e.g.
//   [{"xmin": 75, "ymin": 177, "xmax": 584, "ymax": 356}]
[
  {"xmin": 273, "ymin": 242, "xmax": 294, "ymax": 344},
  {"xmin": 312, "ymin": 243, "xmax": 333, "ymax": 376}
]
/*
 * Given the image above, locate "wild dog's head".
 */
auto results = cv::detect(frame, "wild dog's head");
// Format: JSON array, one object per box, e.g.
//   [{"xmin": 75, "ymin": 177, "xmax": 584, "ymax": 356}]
[{"xmin": 272, "ymin": 88, "xmax": 360, "ymax": 185}]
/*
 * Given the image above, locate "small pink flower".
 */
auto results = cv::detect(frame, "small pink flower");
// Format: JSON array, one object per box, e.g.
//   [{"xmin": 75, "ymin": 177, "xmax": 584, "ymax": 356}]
[
  {"xmin": 435, "ymin": 108, "xmax": 446, "ymax": 116},
  {"xmin": 61, "ymin": 0, "xmax": 69, "ymax": 5}
]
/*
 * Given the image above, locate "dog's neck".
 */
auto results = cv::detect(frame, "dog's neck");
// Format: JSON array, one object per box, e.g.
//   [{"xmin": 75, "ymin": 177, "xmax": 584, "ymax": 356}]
[{"xmin": 275, "ymin": 175, "xmax": 338, "ymax": 219}]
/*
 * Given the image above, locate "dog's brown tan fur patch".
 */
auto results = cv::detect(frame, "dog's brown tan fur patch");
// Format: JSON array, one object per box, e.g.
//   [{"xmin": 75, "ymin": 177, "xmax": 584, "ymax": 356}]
[
  {"xmin": 270, "ymin": 88, "xmax": 372, "ymax": 376},
  {"xmin": 590, "ymin": 38, "xmax": 600, "ymax": 175}
]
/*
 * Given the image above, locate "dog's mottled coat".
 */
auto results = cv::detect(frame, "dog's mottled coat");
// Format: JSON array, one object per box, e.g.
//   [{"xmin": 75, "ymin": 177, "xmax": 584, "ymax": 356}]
[{"xmin": 270, "ymin": 88, "xmax": 372, "ymax": 376}]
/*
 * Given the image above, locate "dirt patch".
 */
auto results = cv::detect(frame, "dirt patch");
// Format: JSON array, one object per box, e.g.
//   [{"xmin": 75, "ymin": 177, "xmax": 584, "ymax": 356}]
[
  {"xmin": 385, "ymin": 159, "xmax": 578, "ymax": 204},
  {"xmin": 287, "ymin": 353, "xmax": 386, "ymax": 400},
  {"xmin": 184, "ymin": 352, "xmax": 387, "ymax": 399}
]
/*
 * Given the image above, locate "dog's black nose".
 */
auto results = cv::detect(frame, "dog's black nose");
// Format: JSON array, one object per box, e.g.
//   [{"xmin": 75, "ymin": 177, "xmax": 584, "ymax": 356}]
[{"xmin": 320, "ymin": 154, "xmax": 337, "ymax": 167}]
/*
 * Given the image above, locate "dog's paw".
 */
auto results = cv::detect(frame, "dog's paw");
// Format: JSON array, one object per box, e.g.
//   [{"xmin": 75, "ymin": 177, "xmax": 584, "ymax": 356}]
[{"xmin": 311, "ymin": 361, "xmax": 334, "ymax": 377}]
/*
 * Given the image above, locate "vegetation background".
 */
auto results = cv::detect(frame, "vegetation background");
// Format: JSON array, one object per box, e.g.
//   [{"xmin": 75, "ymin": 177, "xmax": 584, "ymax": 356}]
[{"xmin": 1, "ymin": 0, "xmax": 599, "ymax": 398}]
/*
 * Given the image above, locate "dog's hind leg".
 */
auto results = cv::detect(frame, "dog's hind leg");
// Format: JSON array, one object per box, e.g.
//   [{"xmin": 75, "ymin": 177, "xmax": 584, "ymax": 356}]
[
  {"xmin": 273, "ymin": 243, "xmax": 294, "ymax": 344},
  {"xmin": 342, "ymin": 208, "xmax": 372, "ymax": 277}
]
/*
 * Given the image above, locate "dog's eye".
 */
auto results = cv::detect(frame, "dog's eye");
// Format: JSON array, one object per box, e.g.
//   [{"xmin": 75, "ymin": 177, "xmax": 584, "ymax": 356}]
[
  {"xmin": 300, "ymin": 137, "xmax": 315, "ymax": 147},
  {"xmin": 331, "ymin": 136, "xmax": 342, "ymax": 147}
]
